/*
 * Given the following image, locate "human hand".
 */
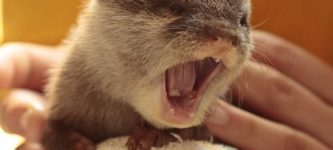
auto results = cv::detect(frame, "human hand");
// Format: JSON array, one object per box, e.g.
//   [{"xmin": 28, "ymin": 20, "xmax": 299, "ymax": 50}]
[
  {"xmin": 205, "ymin": 31, "xmax": 333, "ymax": 150},
  {"xmin": 0, "ymin": 43, "xmax": 61, "ymax": 149}
]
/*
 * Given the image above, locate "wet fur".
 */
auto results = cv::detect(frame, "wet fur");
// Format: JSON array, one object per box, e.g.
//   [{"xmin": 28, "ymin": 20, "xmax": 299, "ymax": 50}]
[{"xmin": 42, "ymin": 0, "xmax": 252, "ymax": 149}]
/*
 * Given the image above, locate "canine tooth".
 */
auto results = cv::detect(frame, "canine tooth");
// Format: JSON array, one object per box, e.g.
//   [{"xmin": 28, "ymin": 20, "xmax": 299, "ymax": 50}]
[{"xmin": 214, "ymin": 58, "xmax": 221, "ymax": 63}]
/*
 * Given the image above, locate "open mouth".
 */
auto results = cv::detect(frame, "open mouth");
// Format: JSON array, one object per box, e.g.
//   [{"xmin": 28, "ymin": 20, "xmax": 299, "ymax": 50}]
[{"xmin": 162, "ymin": 57, "xmax": 224, "ymax": 123}]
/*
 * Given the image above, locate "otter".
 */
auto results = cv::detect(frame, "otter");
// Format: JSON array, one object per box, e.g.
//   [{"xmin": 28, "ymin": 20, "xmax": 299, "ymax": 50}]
[{"xmin": 41, "ymin": 0, "xmax": 252, "ymax": 149}]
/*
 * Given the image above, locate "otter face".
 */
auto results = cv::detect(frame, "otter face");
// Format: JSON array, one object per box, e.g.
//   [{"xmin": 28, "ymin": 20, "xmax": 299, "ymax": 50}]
[{"xmin": 90, "ymin": 0, "xmax": 252, "ymax": 128}]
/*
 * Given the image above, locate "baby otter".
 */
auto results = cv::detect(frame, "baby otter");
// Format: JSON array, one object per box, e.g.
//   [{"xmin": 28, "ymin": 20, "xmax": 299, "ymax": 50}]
[{"xmin": 41, "ymin": 0, "xmax": 252, "ymax": 149}]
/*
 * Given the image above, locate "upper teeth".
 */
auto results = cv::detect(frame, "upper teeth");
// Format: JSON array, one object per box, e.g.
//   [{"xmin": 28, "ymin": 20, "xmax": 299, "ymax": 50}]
[{"xmin": 214, "ymin": 58, "xmax": 221, "ymax": 63}]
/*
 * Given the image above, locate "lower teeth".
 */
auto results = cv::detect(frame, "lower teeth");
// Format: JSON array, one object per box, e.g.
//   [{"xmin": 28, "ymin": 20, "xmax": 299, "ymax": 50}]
[
  {"xmin": 169, "ymin": 90, "xmax": 181, "ymax": 97},
  {"xmin": 168, "ymin": 90, "xmax": 196, "ymax": 100}
]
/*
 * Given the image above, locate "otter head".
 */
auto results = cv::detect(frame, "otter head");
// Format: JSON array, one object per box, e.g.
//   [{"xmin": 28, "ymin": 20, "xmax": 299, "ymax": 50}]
[{"xmin": 84, "ymin": 0, "xmax": 252, "ymax": 129}]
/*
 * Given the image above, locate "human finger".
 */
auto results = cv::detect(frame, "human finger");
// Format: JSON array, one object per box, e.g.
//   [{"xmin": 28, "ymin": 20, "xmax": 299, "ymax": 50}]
[
  {"xmin": 205, "ymin": 101, "xmax": 329, "ymax": 150},
  {"xmin": 251, "ymin": 31, "xmax": 333, "ymax": 105},
  {"xmin": 0, "ymin": 89, "xmax": 46, "ymax": 143},
  {"xmin": 0, "ymin": 43, "xmax": 61, "ymax": 90},
  {"xmin": 16, "ymin": 142, "xmax": 44, "ymax": 150},
  {"xmin": 232, "ymin": 61, "xmax": 333, "ymax": 148}
]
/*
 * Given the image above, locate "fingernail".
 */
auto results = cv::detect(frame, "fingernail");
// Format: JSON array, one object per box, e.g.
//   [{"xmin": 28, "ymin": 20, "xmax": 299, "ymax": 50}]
[{"xmin": 207, "ymin": 102, "xmax": 229, "ymax": 126}]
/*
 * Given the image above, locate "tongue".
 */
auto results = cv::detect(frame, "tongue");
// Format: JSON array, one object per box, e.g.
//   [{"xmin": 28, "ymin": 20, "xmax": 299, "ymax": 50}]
[{"xmin": 166, "ymin": 63, "xmax": 196, "ymax": 97}]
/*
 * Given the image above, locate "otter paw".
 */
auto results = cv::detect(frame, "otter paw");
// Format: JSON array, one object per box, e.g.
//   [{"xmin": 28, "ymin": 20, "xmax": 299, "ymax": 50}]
[
  {"xmin": 68, "ymin": 132, "xmax": 96, "ymax": 150},
  {"xmin": 126, "ymin": 125, "xmax": 177, "ymax": 150}
]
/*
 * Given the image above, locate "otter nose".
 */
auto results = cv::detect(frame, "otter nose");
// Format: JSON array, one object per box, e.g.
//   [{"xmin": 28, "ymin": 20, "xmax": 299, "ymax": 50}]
[{"xmin": 199, "ymin": 25, "xmax": 239, "ymax": 46}]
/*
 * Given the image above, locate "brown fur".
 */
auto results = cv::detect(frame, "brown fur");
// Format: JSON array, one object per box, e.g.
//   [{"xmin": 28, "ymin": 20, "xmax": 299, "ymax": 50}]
[{"xmin": 41, "ymin": 0, "xmax": 252, "ymax": 149}]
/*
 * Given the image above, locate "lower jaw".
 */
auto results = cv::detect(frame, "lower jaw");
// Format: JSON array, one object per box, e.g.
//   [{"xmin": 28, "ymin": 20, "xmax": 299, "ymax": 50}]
[{"xmin": 159, "ymin": 76, "xmax": 202, "ymax": 128}]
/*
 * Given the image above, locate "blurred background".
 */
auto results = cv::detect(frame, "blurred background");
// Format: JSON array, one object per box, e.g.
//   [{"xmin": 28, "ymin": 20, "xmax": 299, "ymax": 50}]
[{"xmin": 0, "ymin": 0, "xmax": 332, "ymax": 149}]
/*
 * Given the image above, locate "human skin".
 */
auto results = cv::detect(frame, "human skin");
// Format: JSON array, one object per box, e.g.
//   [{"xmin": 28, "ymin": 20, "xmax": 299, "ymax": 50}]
[{"xmin": 0, "ymin": 31, "xmax": 332, "ymax": 150}]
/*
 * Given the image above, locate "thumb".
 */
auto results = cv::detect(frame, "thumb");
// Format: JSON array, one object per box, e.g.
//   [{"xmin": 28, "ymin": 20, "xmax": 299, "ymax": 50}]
[{"xmin": 0, "ymin": 89, "xmax": 46, "ymax": 143}]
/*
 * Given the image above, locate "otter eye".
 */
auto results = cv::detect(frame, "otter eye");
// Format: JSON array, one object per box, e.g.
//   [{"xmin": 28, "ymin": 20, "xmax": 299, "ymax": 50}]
[
  {"xmin": 169, "ymin": 4, "xmax": 184, "ymax": 15},
  {"xmin": 239, "ymin": 14, "xmax": 249, "ymax": 28}
]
